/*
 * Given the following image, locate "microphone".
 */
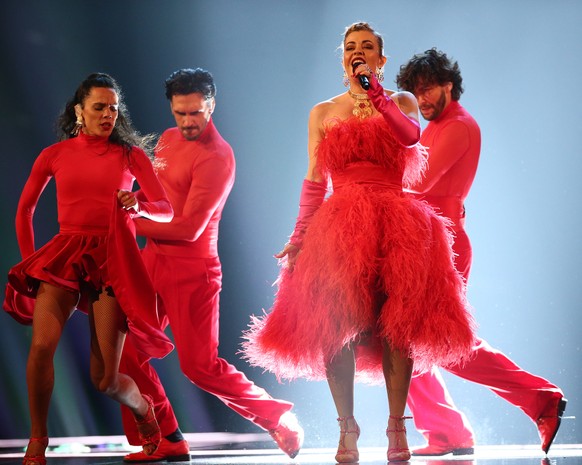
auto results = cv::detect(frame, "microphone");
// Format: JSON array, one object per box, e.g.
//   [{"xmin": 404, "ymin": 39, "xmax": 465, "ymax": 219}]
[{"xmin": 352, "ymin": 61, "xmax": 370, "ymax": 90}]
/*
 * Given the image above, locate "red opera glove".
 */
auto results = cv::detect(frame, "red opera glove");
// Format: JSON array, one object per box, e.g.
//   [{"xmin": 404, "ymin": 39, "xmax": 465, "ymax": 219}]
[
  {"xmin": 288, "ymin": 179, "xmax": 327, "ymax": 248},
  {"xmin": 367, "ymin": 74, "xmax": 420, "ymax": 147}
]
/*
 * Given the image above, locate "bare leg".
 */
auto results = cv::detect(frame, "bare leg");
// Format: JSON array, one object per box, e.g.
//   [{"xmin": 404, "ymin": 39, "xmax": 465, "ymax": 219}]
[
  {"xmin": 25, "ymin": 283, "xmax": 77, "ymax": 462},
  {"xmin": 326, "ymin": 345, "xmax": 360, "ymax": 462},
  {"xmin": 88, "ymin": 289, "xmax": 160, "ymax": 454},
  {"xmin": 382, "ymin": 341, "xmax": 413, "ymax": 462}
]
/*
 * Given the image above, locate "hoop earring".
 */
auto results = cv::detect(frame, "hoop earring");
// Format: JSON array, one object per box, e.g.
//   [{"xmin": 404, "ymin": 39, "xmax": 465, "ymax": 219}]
[{"xmin": 343, "ymin": 70, "xmax": 350, "ymax": 88}]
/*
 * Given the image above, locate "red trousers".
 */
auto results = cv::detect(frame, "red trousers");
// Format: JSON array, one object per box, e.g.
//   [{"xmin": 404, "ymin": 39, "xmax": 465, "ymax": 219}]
[
  {"xmin": 408, "ymin": 339, "xmax": 563, "ymax": 446},
  {"xmin": 120, "ymin": 248, "xmax": 293, "ymax": 444},
  {"xmin": 407, "ymin": 228, "xmax": 563, "ymax": 446}
]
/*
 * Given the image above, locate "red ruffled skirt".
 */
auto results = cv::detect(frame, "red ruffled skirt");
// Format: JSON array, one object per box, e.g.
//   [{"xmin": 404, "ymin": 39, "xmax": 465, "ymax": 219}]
[
  {"xmin": 4, "ymin": 200, "xmax": 173, "ymax": 363},
  {"xmin": 243, "ymin": 183, "xmax": 476, "ymax": 383},
  {"xmin": 6, "ymin": 231, "xmax": 107, "ymax": 312}
]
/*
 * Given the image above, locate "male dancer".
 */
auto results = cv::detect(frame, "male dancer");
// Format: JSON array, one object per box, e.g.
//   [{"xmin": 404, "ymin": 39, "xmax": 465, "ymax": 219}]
[
  {"xmin": 119, "ymin": 68, "xmax": 303, "ymax": 462},
  {"xmin": 396, "ymin": 49, "xmax": 566, "ymax": 456}
]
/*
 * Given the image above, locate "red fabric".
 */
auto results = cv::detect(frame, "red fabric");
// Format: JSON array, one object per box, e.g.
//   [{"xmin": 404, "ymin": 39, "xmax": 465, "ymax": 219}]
[
  {"xmin": 3, "ymin": 284, "xmax": 35, "ymax": 325},
  {"xmin": 288, "ymin": 179, "xmax": 327, "ymax": 248},
  {"xmin": 243, "ymin": 116, "xmax": 476, "ymax": 383},
  {"xmin": 408, "ymin": 366, "xmax": 475, "ymax": 447},
  {"xmin": 367, "ymin": 73, "xmax": 420, "ymax": 147},
  {"xmin": 411, "ymin": 101, "xmax": 480, "ymax": 201},
  {"xmin": 107, "ymin": 200, "xmax": 173, "ymax": 362},
  {"xmin": 120, "ymin": 250, "xmax": 293, "ymax": 443},
  {"xmin": 407, "ymin": 101, "xmax": 563, "ymax": 443},
  {"xmin": 119, "ymin": 119, "xmax": 293, "ymax": 442},
  {"xmin": 133, "ymin": 120, "xmax": 235, "ymax": 258},
  {"xmin": 120, "ymin": 329, "xmax": 180, "ymax": 443},
  {"xmin": 14, "ymin": 132, "xmax": 170, "ymax": 259},
  {"xmin": 4, "ymin": 132, "xmax": 173, "ymax": 361},
  {"xmin": 409, "ymin": 339, "xmax": 564, "ymax": 446}
]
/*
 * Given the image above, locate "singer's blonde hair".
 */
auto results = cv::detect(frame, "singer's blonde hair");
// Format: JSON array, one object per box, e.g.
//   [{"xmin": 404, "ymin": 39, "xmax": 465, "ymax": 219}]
[{"xmin": 340, "ymin": 22, "xmax": 384, "ymax": 56}]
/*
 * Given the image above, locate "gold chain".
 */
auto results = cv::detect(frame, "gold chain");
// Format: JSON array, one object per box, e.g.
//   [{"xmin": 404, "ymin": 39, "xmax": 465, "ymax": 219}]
[{"xmin": 348, "ymin": 89, "xmax": 373, "ymax": 119}]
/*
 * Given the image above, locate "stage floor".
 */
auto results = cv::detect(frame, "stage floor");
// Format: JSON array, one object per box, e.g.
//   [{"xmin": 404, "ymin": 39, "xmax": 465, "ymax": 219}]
[{"xmin": 0, "ymin": 433, "xmax": 580, "ymax": 464}]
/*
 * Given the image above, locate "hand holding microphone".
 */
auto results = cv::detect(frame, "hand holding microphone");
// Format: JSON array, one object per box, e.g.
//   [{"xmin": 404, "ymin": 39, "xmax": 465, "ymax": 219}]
[{"xmin": 352, "ymin": 60, "xmax": 371, "ymax": 90}]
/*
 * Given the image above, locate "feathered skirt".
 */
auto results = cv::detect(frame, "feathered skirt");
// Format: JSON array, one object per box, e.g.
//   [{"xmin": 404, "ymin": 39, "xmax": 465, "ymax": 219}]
[{"xmin": 243, "ymin": 182, "xmax": 476, "ymax": 383}]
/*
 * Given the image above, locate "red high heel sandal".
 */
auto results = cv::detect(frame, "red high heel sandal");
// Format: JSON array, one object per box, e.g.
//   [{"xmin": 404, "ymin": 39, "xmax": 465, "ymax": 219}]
[
  {"xmin": 134, "ymin": 394, "xmax": 161, "ymax": 456},
  {"xmin": 386, "ymin": 415, "xmax": 412, "ymax": 462},
  {"xmin": 23, "ymin": 437, "xmax": 48, "ymax": 465},
  {"xmin": 335, "ymin": 416, "xmax": 360, "ymax": 463}
]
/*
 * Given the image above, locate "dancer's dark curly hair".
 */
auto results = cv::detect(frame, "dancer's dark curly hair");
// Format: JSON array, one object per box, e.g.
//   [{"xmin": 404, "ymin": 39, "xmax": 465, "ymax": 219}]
[{"xmin": 396, "ymin": 48, "xmax": 464, "ymax": 101}]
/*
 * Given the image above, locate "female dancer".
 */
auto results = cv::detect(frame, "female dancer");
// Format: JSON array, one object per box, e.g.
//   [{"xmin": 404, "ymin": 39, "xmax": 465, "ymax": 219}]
[
  {"xmin": 4, "ymin": 73, "xmax": 174, "ymax": 465},
  {"xmin": 244, "ymin": 23, "xmax": 476, "ymax": 462}
]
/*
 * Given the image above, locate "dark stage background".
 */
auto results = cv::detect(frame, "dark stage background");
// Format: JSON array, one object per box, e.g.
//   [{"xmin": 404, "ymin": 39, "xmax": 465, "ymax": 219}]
[{"xmin": 0, "ymin": 0, "xmax": 580, "ymax": 450}]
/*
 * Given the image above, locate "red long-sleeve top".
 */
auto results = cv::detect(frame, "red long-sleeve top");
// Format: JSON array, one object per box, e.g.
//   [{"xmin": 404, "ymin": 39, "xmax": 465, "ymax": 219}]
[
  {"xmin": 135, "ymin": 119, "xmax": 235, "ymax": 258},
  {"xmin": 411, "ymin": 100, "xmax": 481, "ymax": 226},
  {"xmin": 16, "ymin": 132, "xmax": 172, "ymax": 259}
]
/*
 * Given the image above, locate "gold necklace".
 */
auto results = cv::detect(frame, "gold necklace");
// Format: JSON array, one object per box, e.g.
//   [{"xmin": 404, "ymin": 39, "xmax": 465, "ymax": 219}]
[{"xmin": 348, "ymin": 89, "xmax": 373, "ymax": 119}]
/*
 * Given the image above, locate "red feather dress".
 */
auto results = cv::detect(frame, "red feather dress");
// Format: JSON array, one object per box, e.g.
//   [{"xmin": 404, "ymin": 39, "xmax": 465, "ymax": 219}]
[{"xmin": 244, "ymin": 115, "xmax": 476, "ymax": 383}]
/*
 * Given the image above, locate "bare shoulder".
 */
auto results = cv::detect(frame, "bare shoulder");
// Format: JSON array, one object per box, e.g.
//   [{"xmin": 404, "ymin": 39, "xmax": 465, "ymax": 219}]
[
  {"xmin": 389, "ymin": 89, "xmax": 417, "ymax": 106},
  {"xmin": 311, "ymin": 94, "xmax": 340, "ymax": 117},
  {"xmin": 310, "ymin": 92, "xmax": 351, "ymax": 127},
  {"xmin": 383, "ymin": 89, "xmax": 418, "ymax": 117}
]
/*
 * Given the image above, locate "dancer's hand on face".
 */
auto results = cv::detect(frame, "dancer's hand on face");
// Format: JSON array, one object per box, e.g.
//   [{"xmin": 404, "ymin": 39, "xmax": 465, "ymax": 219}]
[
  {"xmin": 118, "ymin": 189, "xmax": 139, "ymax": 212},
  {"xmin": 275, "ymin": 243, "xmax": 300, "ymax": 271}
]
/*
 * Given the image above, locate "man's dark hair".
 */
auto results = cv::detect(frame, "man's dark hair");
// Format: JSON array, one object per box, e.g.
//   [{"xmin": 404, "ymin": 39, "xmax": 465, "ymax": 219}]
[
  {"xmin": 164, "ymin": 68, "xmax": 216, "ymax": 100},
  {"xmin": 396, "ymin": 48, "xmax": 464, "ymax": 101}
]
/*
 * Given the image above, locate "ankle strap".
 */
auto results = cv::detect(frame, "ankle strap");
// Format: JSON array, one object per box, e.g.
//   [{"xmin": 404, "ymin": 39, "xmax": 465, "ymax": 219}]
[
  {"xmin": 28, "ymin": 437, "xmax": 49, "ymax": 444},
  {"xmin": 337, "ymin": 416, "xmax": 359, "ymax": 434},
  {"xmin": 387, "ymin": 416, "xmax": 412, "ymax": 434}
]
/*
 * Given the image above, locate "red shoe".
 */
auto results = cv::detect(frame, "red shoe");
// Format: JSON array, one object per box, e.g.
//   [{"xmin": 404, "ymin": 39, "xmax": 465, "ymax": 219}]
[
  {"xmin": 538, "ymin": 396, "xmax": 567, "ymax": 454},
  {"xmin": 386, "ymin": 415, "xmax": 412, "ymax": 462},
  {"xmin": 123, "ymin": 438, "xmax": 190, "ymax": 463},
  {"xmin": 411, "ymin": 443, "xmax": 474, "ymax": 456},
  {"xmin": 269, "ymin": 412, "xmax": 304, "ymax": 458},
  {"xmin": 134, "ymin": 395, "xmax": 161, "ymax": 456},
  {"xmin": 335, "ymin": 416, "xmax": 360, "ymax": 463},
  {"xmin": 23, "ymin": 437, "xmax": 48, "ymax": 465}
]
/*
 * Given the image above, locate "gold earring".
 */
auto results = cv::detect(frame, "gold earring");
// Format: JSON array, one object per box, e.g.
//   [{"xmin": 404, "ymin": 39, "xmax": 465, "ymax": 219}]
[
  {"xmin": 72, "ymin": 105, "xmax": 83, "ymax": 136},
  {"xmin": 376, "ymin": 67, "xmax": 384, "ymax": 83},
  {"xmin": 343, "ymin": 70, "xmax": 350, "ymax": 88},
  {"xmin": 71, "ymin": 115, "xmax": 83, "ymax": 136}
]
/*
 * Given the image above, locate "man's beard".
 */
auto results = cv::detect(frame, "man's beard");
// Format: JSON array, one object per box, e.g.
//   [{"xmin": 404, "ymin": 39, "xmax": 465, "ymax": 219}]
[{"xmin": 421, "ymin": 90, "xmax": 447, "ymax": 121}]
